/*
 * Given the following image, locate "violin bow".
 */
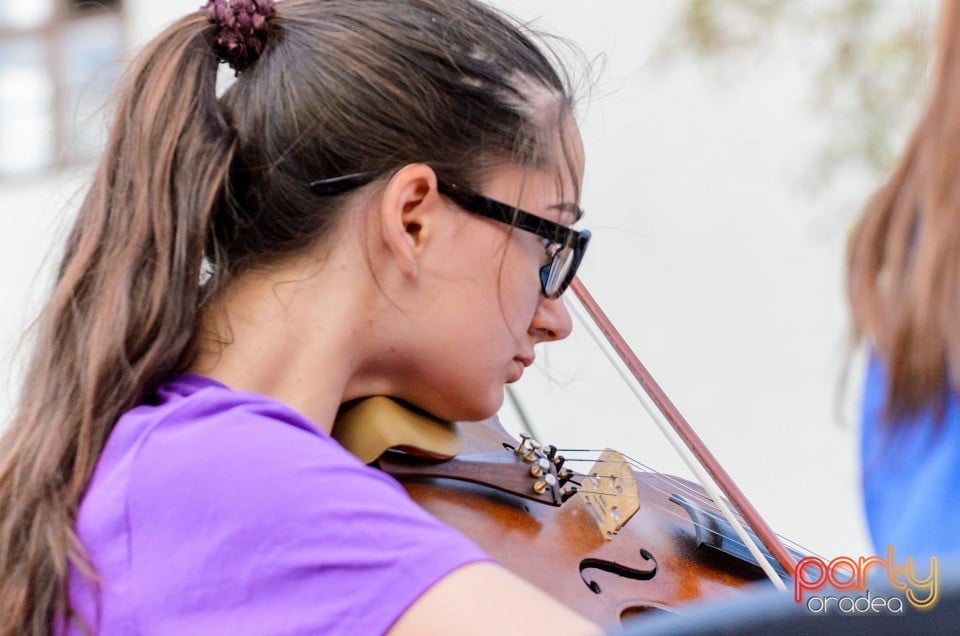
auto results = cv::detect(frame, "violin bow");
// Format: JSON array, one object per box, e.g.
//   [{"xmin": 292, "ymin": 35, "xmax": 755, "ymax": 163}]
[{"xmin": 569, "ymin": 277, "xmax": 795, "ymax": 590}]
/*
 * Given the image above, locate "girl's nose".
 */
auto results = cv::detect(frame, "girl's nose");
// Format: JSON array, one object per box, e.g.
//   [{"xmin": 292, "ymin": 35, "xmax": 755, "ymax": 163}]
[{"xmin": 529, "ymin": 295, "xmax": 573, "ymax": 344}]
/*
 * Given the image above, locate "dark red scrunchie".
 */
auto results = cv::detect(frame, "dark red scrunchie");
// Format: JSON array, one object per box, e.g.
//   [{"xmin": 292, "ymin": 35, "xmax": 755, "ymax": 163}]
[{"xmin": 204, "ymin": 0, "xmax": 274, "ymax": 74}]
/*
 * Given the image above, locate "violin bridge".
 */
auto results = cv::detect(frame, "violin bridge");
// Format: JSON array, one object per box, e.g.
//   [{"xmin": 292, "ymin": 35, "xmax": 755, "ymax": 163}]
[{"xmin": 581, "ymin": 449, "xmax": 640, "ymax": 540}]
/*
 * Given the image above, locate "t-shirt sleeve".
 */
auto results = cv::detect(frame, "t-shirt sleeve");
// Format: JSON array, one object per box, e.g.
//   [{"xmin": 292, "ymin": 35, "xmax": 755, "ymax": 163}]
[{"xmin": 125, "ymin": 400, "xmax": 491, "ymax": 635}]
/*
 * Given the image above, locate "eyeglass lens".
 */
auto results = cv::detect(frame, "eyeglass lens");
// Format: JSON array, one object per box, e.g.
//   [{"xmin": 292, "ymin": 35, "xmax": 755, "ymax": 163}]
[{"xmin": 542, "ymin": 246, "xmax": 575, "ymax": 298}]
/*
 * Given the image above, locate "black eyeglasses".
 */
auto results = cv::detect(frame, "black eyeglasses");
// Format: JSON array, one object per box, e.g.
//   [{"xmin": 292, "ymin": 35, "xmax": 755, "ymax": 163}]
[{"xmin": 309, "ymin": 171, "xmax": 590, "ymax": 299}]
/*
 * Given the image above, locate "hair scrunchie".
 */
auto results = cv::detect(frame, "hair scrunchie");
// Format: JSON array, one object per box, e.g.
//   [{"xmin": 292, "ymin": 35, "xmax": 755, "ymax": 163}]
[{"xmin": 204, "ymin": 0, "xmax": 275, "ymax": 74}]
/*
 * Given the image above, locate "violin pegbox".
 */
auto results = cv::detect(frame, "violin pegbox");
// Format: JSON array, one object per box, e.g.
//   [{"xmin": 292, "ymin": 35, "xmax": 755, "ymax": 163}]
[
  {"xmin": 512, "ymin": 433, "xmax": 579, "ymax": 505},
  {"xmin": 378, "ymin": 431, "xmax": 577, "ymax": 508},
  {"xmin": 580, "ymin": 449, "xmax": 641, "ymax": 540}
]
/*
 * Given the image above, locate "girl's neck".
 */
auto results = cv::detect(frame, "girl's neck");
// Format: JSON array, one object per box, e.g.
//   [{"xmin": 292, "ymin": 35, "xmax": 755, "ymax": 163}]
[{"xmin": 188, "ymin": 257, "xmax": 392, "ymax": 434}]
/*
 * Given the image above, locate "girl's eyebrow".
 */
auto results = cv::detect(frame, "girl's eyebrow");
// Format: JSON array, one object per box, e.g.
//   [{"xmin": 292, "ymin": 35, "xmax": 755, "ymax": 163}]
[{"xmin": 549, "ymin": 202, "xmax": 585, "ymax": 223}]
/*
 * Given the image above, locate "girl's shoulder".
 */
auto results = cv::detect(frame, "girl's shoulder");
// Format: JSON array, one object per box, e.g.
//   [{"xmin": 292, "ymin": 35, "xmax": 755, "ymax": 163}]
[
  {"xmin": 72, "ymin": 373, "xmax": 489, "ymax": 634},
  {"xmin": 126, "ymin": 372, "xmax": 330, "ymax": 450},
  {"xmin": 94, "ymin": 372, "xmax": 404, "ymax": 515}
]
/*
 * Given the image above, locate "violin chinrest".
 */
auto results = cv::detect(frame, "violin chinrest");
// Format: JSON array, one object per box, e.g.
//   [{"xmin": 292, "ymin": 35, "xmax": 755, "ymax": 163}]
[{"xmin": 332, "ymin": 396, "xmax": 465, "ymax": 464}]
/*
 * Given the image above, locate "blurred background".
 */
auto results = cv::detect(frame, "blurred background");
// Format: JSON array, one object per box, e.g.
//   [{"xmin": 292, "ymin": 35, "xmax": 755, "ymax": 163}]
[{"xmin": 0, "ymin": 1, "xmax": 939, "ymax": 561}]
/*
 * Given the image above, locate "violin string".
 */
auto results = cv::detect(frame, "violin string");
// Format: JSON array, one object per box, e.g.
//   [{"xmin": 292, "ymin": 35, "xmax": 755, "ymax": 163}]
[
  {"xmin": 572, "ymin": 479, "xmax": 802, "ymax": 567},
  {"xmin": 586, "ymin": 453, "xmax": 819, "ymax": 559},
  {"xmin": 564, "ymin": 449, "xmax": 719, "ymax": 506},
  {"xmin": 505, "ymin": 395, "xmax": 740, "ymax": 546},
  {"xmin": 540, "ymin": 448, "xmax": 819, "ymax": 556},
  {"xmin": 505, "ymin": 376, "xmax": 743, "ymax": 551},
  {"xmin": 568, "ymin": 461, "xmax": 754, "ymax": 546},
  {"xmin": 558, "ymin": 451, "xmax": 820, "ymax": 562},
  {"xmin": 568, "ymin": 301, "xmax": 786, "ymax": 590},
  {"xmin": 556, "ymin": 450, "xmax": 750, "ymax": 537},
  {"xmin": 619, "ymin": 456, "xmax": 739, "ymax": 516},
  {"xmin": 560, "ymin": 452, "xmax": 723, "ymax": 513},
  {"xmin": 620, "ymin": 466, "xmax": 818, "ymax": 561},
  {"xmin": 561, "ymin": 450, "xmax": 757, "ymax": 527},
  {"xmin": 555, "ymin": 450, "xmax": 820, "ymax": 561},
  {"xmin": 565, "ymin": 453, "xmax": 783, "ymax": 543},
  {"xmin": 571, "ymin": 486, "xmax": 775, "ymax": 562},
  {"xmin": 572, "ymin": 487, "xmax": 735, "ymax": 539}
]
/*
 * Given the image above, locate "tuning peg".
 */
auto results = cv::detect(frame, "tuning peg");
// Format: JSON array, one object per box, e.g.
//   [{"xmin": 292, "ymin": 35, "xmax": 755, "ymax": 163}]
[
  {"xmin": 561, "ymin": 486, "xmax": 579, "ymax": 503},
  {"xmin": 553, "ymin": 455, "xmax": 566, "ymax": 472},
  {"xmin": 522, "ymin": 439, "xmax": 541, "ymax": 462},
  {"xmin": 517, "ymin": 433, "xmax": 532, "ymax": 454}
]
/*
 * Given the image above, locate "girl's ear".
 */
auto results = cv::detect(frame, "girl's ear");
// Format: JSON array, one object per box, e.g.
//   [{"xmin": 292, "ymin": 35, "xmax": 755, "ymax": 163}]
[{"xmin": 378, "ymin": 164, "xmax": 442, "ymax": 279}]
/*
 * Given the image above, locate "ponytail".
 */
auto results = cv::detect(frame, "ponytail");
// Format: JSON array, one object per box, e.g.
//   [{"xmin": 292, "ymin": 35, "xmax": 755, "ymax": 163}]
[
  {"xmin": 0, "ymin": 0, "xmax": 580, "ymax": 632},
  {"xmin": 0, "ymin": 13, "xmax": 234, "ymax": 634}
]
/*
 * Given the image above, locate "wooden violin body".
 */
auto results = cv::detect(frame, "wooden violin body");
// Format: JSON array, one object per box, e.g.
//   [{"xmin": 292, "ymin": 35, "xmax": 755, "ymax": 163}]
[
  {"xmin": 350, "ymin": 411, "xmax": 789, "ymax": 628},
  {"xmin": 333, "ymin": 271, "xmax": 807, "ymax": 628}
]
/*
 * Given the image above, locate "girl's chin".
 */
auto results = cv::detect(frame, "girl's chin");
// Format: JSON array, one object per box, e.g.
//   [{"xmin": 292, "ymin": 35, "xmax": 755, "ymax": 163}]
[{"xmin": 449, "ymin": 393, "xmax": 505, "ymax": 423}]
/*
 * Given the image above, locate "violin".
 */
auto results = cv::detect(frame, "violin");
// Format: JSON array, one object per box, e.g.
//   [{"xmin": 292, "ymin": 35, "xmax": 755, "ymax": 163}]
[{"xmin": 333, "ymin": 279, "xmax": 805, "ymax": 628}]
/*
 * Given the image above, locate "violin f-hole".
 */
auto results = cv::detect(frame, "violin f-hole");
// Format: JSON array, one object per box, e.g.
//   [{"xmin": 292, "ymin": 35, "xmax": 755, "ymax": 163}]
[{"xmin": 579, "ymin": 549, "xmax": 658, "ymax": 594}]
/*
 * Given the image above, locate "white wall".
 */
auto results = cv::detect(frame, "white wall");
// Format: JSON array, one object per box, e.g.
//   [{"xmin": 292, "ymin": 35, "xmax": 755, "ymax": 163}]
[{"xmin": 0, "ymin": 0, "xmax": 894, "ymax": 561}]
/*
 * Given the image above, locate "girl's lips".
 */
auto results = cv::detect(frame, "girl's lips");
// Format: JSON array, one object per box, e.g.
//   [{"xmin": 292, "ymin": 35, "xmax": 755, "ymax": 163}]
[{"xmin": 514, "ymin": 355, "xmax": 534, "ymax": 368}]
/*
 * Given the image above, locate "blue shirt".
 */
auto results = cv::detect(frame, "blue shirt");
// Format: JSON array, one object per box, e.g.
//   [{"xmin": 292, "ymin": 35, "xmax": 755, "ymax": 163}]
[{"xmin": 861, "ymin": 356, "xmax": 960, "ymax": 560}]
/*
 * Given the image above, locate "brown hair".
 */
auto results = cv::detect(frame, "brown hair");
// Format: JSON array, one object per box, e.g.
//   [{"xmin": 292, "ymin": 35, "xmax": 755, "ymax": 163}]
[
  {"xmin": 0, "ymin": 1, "xmax": 576, "ymax": 633},
  {"xmin": 847, "ymin": 0, "xmax": 960, "ymax": 425}
]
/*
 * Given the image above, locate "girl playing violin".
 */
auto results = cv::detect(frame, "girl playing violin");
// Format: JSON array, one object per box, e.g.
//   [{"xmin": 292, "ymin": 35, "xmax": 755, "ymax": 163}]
[
  {"xmin": 0, "ymin": 0, "xmax": 596, "ymax": 633},
  {"xmin": 849, "ymin": 0, "xmax": 960, "ymax": 562}
]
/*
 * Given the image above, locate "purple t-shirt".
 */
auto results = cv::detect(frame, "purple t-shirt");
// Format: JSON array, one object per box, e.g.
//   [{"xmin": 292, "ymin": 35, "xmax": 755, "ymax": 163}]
[{"xmin": 64, "ymin": 373, "xmax": 489, "ymax": 635}]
